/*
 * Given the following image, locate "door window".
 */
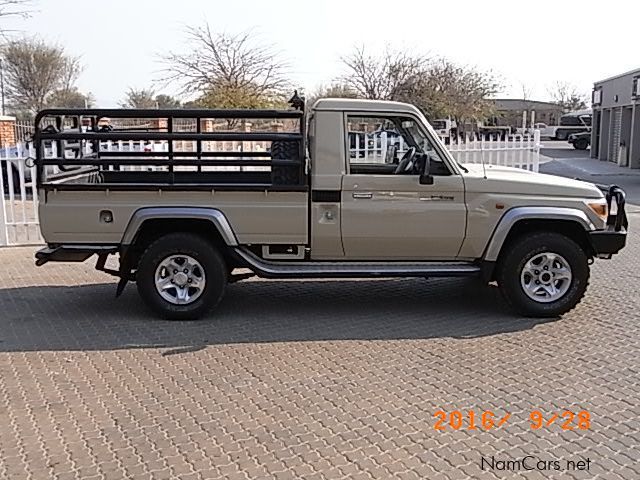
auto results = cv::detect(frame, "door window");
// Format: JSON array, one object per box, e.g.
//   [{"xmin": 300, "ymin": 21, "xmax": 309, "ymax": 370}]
[{"xmin": 346, "ymin": 115, "xmax": 449, "ymax": 175}]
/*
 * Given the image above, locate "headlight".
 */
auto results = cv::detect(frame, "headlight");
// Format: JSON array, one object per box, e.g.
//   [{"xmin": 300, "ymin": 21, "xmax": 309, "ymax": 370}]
[{"xmin": 587, "ymin": 200, "xmax": 608, "ymax": 220}]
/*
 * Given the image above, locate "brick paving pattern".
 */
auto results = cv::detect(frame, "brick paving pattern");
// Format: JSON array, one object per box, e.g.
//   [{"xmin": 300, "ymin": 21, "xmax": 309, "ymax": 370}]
[{"xmin": 1, "ymin": 212, "xmax": 639, "ymax": 479}]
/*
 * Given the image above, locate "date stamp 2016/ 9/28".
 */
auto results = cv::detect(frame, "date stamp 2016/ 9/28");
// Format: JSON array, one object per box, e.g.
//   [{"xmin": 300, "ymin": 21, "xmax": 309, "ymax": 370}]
[{"xmin": 433, "ymin": 410, "xmax": 591, "ymax": 431}]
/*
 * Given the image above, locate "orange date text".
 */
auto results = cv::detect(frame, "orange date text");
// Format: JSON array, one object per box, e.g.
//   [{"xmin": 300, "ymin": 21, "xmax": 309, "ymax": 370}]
[{"xmin": 433, "ymin": 410, "xmax": 591, "ymax": 431}]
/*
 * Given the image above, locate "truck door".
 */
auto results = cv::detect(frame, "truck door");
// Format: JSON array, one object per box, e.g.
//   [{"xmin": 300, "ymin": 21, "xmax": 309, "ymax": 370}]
[{"xmin": 341, "ymin": 114, "xmax": 466, "ymax": 260}]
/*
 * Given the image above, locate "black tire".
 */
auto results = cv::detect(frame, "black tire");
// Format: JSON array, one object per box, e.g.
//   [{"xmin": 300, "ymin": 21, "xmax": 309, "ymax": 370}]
[
  {"xmin": 271, "ymin": 140, "xmax": 300, "ymax": 185},
  {"xmin": 574, "ymin": 138, "xmax": 589, "ymax": 150},
  {"xmin": 555, "ymin": 131, "xmax": 567, "ymax": 141},
  {"xmin": 136, "ymin": 233, "xmax": 227, "ymax": 320},
  {"xmin": 496, "ymin": 232, "xmax": 589, "ymax": 317}
]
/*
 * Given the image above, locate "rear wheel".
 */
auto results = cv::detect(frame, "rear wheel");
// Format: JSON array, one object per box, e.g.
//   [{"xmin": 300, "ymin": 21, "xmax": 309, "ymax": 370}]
[
  {"xmin": 574, "ymin": 138, "xmax": 589, "ymax": 150},
  {"xmin": 555, "ymin": 131, "xmax": 567, "ymax": 141},
  {"xmin": 496, "ymin": 232, "xmax": 589, "ymax": 317},
  {"xmin": 136, "ymin": 233, "xmax": 227, "ymax": 320}
]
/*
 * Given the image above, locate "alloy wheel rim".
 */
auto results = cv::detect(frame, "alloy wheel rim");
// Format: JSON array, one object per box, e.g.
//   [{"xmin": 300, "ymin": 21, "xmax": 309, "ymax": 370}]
[
  {"xmin": 520, "ymin": 252, "xmax": 572, "ymax": 303},
  {"xmin": 154, "ymin": 255, "xmax": 206, "ymax": 305}
]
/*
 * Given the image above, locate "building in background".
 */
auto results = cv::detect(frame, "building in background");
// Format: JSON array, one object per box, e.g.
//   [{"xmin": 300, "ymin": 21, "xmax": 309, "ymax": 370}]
[
  {"xmin": 0, "ymin": 116, "xmax": 16, "ymax": 149},
  {"xmin": 491, "ymin": 99, "xmax": 565, "ymax": 129},
  {"xmin": 591, "ymin": 68, "xmax": 640, "ymax": 168}
]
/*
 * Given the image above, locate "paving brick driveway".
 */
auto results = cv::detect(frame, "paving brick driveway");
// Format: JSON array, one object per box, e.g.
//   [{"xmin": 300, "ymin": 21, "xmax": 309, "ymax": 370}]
[{"xmin": 1, "ymin": 213, "xmax": 639, "ymax": 480}]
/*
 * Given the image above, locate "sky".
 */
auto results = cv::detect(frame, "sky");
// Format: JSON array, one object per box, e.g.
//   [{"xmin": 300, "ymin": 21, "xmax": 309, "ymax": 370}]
[{"xmin": 2, "ymin": 0, "xmax": 639, "ymax": 107}]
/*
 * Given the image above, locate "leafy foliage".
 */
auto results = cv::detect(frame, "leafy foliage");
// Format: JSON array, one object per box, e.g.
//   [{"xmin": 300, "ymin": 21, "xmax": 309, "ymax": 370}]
[
  {"xmin": 340, "ymin": 47, "xmax": 428, "ymax": 101},
  {"xmin": 547, "ymin": 81, "xmax": 588, "ymax": 112},
  {"xmin": 193, "ymin": 83, "xmax": 285, "ymax": 110},
  {"xmin": 46, "ymin": 87, "xmax": 94, "ymax": 108},
  {"xmin": 406, "ymin": 59, "xmax": 501, "ymax": 122},
  {"xmin": 155, "ymin": 94, "xmax": 181, "ymax": 109},
  {"xmin": 306, "ymin": 83, "xmax": 359, "ymax": 106},
  {"xmin": 120, "ymin": 89, "xmax": 183, "ymax": 109},
  {"xmin": 339, "ymin": 47, "xmax": 501, "ymax": 126},
  {"xmin": 160, "ymin": 26, "xmax": 289, "ymax": 110},
  {"xmin": 0, "ymin": 36, "xmax": 87, "ymax": 114},
  {"xmin": 120, "ymin": 88, "xmax": 157, "ymax": 108}
]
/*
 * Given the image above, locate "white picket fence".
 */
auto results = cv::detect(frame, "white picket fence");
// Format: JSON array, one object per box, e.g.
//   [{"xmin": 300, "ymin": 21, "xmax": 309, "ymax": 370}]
[
  {"xmin": 1, "ymin": 132, "xmax": 541, "ymax": 247},
  {"xmin": 445, "ymin": 130, "xmax": 541, "ymax": 171},
  {"xmin": 350, "ymin": 129, "xmax": 540, "ymax": 171}
]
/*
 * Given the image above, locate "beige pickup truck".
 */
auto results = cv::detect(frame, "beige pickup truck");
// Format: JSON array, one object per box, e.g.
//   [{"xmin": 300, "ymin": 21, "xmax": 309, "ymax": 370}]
[{"xmin": 33, "ymin": 96, "xmax": 627, "ymax": 319}]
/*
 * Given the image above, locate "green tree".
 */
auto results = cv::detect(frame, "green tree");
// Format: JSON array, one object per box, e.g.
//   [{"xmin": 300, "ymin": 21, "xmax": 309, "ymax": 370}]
[
  {"xmin": 120, "ymin": 88, "xmax": 157, "ymax": 108},
  {"xmin": 155, "ymin": 94, "xmax": 181, "ymax": 108},
  {"xmin": 46, "ymin": 87, "xmax": 94, "ymax": 108},
  {"xmin": 120, "ymin": 89, "xmax": 183, "ymax": 109},
  {"xmin": 195, "ymin": 83, "xmax": 284, "ymax": 109},
  {"xmin": 160, "ymin": 26, "xmax": 289, "ymax": 110},
  {"xmin": 340, "ymin": 46, "xmax": 428, "ymax": 100},
  {"xmin": 338, "ymin": 47, "xmax": 500, "ymax": 134},
  {"xmin": 190, "ymin": 83, "xmax": 286, "ymax": 127},
  {"xmin": 306, "ymin": 83, "xmax": 359, "ymax": 106},
  {"xmin": 548, "ymin": 81, "xmax": 588, "ymax": 112},
  {"xmin": 1, "ymin": 36, "xmax": 85, "ymax": 114},
  {"xmin": 407, "ymin": 59, "xmax": 500, "ymax": 126}
]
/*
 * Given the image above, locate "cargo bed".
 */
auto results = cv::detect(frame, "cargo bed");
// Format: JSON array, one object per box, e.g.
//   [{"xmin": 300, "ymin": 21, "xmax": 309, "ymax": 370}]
[{"xmin": 34, "ymin": 106, "xmax": 307, "ymax": 192}]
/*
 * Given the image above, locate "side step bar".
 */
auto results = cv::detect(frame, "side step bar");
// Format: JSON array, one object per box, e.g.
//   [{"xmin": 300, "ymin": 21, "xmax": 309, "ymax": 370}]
[{"xmin": 233, "ymin": 247, "xmax": 481, "ymax": 279}]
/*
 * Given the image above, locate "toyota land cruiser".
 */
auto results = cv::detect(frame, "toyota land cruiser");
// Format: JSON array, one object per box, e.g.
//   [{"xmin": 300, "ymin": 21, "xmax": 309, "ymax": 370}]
[{"xmin": 32, "ymin": 95, "xmax": 628, "ymax": 319}]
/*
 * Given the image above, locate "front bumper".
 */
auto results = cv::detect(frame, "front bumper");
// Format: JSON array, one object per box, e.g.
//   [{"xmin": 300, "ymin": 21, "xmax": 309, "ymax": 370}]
[
  {"xmin": 589, "ymin": 229, "xmax": 626, "ymax": 256},
  {"xmin": 590, "ymin": 185, "xmax": 628, "ymax": 258}
]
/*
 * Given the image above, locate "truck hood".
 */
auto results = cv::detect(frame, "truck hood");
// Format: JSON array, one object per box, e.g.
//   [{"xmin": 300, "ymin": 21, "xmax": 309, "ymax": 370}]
[{"xmin": 460, "ymin": 163, "xmax": 603, "ymax": 198}]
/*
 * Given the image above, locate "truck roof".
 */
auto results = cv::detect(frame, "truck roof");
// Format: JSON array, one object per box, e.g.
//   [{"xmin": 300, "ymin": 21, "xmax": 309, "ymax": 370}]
[{"xmin": 312, "ymin": 98, "xmax": 422, "ymax": 116}]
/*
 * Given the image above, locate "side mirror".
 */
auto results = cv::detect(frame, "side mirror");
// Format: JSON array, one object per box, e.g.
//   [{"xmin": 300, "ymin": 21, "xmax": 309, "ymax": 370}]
[{"xmin": 419, "ymin": 156, "xmax": 434, "ymax": 185}]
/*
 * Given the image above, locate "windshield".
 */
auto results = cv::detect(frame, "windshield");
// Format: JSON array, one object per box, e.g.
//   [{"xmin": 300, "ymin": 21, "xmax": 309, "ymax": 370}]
[
  {"xmin": 400, "ymin": 119, "xmax": 468, "ymax": 173},
  {"xmin": 401, "ymin": 121, "xmax": 431, "ymax": 152}
]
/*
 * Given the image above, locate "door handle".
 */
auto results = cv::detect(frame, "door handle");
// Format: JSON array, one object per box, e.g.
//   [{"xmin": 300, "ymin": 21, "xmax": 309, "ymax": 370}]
[
  {"xmin": 352, "ymin": 192, "xmax": 373, "ymax": 199},
  {"xmin": 420, "ymin": 195, "xmax": 444, "ymax": 201}
]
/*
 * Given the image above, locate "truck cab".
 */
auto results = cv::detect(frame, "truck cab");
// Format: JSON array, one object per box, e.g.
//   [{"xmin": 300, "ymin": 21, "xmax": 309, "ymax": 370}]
[
  {"xmin": 33, "ymin": 97, "xmax": 627, "ymax": 320},
  {"xmin": 309, "ymin": 100, "xmax": 465, "ymax": 260},
  {"xmin": 538, "ymin": 112, "xmax": 593, "ymax": 140}
]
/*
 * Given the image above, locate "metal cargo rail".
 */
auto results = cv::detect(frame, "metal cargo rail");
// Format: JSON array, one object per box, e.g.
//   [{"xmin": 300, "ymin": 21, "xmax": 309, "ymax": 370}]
[{"xmin": 33, "ymin": 105, "xmax": 307, "ymax": 192}]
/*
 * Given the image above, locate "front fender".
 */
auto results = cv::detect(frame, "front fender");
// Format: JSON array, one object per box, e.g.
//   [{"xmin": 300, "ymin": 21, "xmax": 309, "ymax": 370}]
[{"xmin": 483, "ymin": 206, "xmax": 596, "ymax": 262}]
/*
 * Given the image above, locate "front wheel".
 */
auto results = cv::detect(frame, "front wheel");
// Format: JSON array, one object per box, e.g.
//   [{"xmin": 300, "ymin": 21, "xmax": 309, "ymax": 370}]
[
  {"xmin": 136, "ymin": 233, "xmax": 227, "ymax": 320},
  {"xmin": 496, "ymin": 232, "xmax": 589, "ymax": 317}
]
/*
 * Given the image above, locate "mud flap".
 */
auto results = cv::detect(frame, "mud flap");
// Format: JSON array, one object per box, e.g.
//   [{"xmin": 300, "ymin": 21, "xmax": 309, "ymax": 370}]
[{"xmin": 115, "ymin": 277, "xmax": 128, "ymax": 298}]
